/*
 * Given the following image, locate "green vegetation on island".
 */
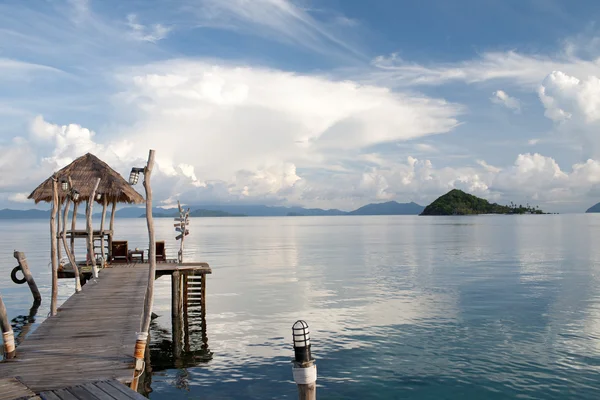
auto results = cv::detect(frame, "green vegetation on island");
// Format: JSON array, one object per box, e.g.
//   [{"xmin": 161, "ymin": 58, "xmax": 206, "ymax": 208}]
[{"xmin": 420, "ymin": 189, "xmax": 546, "ymax": 215}]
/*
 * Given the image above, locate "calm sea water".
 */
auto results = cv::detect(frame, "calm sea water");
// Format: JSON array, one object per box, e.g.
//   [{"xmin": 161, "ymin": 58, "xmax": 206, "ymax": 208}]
[{"xmin": 2, "ymin": 215, "xmax": 600, "ymax": 399}]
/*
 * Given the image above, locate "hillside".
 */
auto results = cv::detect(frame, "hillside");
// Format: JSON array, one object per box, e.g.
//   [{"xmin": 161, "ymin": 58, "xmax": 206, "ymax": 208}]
[
  {"xmin": 350, "ymin": 201, "xmax": 424, "ymax": 215},
  {"xmin": 586, "ymin": 203, "xmax": 600, "ymax": 213},
  {"xmin": 421, "ymin": 189, "xmax": 545, "ymax": 215}
]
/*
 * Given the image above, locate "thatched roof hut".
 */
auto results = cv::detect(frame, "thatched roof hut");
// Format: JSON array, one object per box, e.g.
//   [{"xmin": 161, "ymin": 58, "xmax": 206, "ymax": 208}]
[{"xmin": 28, "ymin": 153, "xmax": 145, "ymax": 204}]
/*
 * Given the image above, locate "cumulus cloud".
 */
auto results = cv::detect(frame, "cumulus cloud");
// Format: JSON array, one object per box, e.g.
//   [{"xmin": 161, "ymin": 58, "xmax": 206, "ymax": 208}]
[
  {"xmin": 539, "ymin": 71, "xmax": 600, "ymax": 123},
  {"xmin": 491, "ymin": 90, "xmax": 521, "ymax": 113},
  {"xmin": 113, "ymin": 60, "xmax": 462, "ymax": 190},
  {"xmin": 538, "ymin": 70, "xmax": 600, "ymax": 159}
]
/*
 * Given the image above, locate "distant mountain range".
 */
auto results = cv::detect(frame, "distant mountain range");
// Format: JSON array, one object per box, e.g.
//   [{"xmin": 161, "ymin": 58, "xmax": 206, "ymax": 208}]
[{"xmin": 0, "ymin": 201, "xmax": 425, "ymax": 219}]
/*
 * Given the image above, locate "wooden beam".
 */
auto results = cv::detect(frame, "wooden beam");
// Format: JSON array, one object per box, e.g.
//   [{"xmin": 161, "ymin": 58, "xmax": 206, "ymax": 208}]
[
  {"xmin": 14, "ymin": 251, "xmax": 42, "ymax": 303},
  {"xmin": 100, "ymin": 196, "xmax": 108, "ymax": 262},
  {"xmin": 109, "ymin": 199, "xmax": 116, "ymax": 260},
  {"xmin": 50, "ymin": 175, "xmax": 59, "ymax": 316},
  {"xmin": 71, "ymin": 201, "xmax": 78, "ymax": 254},
  {"xmin": 61, "ymin": 195, "xmax": 81, "ymax": 293},
  {"xmin": 131, "ymin": 149, "xmax": 156, "ymax": 391},
  {"xmin": 56, "ymin": 196, "xmax": 62, "ymax": 263},
  {"xmin": 87, "ymin": 178, "xmax": 101, "ymax": 278}
]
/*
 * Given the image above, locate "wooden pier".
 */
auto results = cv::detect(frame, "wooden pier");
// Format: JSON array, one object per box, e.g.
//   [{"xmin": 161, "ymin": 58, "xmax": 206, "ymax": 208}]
[{"xmin": 0, "ymin": 262, "xmax": 210, "ymax": 398}]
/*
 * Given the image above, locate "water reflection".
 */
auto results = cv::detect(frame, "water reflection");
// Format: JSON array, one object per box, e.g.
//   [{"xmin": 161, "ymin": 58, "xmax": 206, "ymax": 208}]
[{"xmin": 146, "ymin": 287, "xmax": 212, "ymax": 395}]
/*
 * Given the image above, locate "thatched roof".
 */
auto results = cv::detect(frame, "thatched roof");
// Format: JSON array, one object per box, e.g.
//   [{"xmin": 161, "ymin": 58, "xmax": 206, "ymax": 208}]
[{"xmin": 28, "ymin": 153, "xmax": 145, "ymax": 204}]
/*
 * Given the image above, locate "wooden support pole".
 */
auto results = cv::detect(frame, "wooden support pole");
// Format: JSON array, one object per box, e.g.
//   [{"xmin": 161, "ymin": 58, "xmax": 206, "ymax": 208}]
[
  {"xmin": 109, "ymin": 199, "xmax": 116, "ymax": 260},
  {"xmin": 131, "ymin": 149, "xmax": 156, "ymax": 391},
  {"xmin": 100, "ymin": 196, "xmax": 107, "ymax": 263},
  {"xmin": 0, "ymin": 292, "xmax": 15, "ymax": 359},
  {"xmin": 57, "ymin": 196, "xmax": 63, "ymax": 263},
  {"xmin": 13, "ymin": 251, "xmax": 42, "ymax": 304},
  {"xmin": 71, "ymin": 201, "xmax": 78, "ymax": 254},
  {"xmin": 50, "ymin": 175, "xmax": 59, "ymax": 317},
  {"xmin": 172, "ymin": 271, "xmax": 183, "ymax": 359},
  {"xmin": 87, "ymin": 178, "xmax": 101, "ymax": 278},
  {"xmin": 61, "ymin": 197, "xmax": 81, "ymax": 293}
]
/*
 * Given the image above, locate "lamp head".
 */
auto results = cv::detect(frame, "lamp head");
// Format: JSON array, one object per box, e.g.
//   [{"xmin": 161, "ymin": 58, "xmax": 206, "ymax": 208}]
[
  {"xmin": 60, "ymin": 178, "xmax": 69, "ymax": 192},
  {"xmin": 129, "ymin": 167, "xmax": 144, "ymax": 185},
  {"xmin": 292, "ymin": 320, "xmax": 312, "ymax": 363}
]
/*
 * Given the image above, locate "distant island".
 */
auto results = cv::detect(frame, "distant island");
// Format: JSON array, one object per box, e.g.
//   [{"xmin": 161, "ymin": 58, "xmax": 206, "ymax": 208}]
[
  {"xmin": 586, "ymin": 203, "xmax": 600, "ymax": 213},
  {"xmin": 145, "ymin": 209, "xmax": 246, "ymax": 218},
  {"xmin": 0, "ymin": 201, "xmax": 425, "ymax": 219},
  {"xmin": 420, "ymin": 189, "xmax": 546, "ymax": 215},
  {"xmin": 349, "ymin": 201, "xmax": 424, "ymax": 215}
]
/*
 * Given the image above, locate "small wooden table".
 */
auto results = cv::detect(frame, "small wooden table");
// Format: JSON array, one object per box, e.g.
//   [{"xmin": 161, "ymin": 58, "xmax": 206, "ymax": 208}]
[{"xmin": 128, "ymin": 250, "xmax": 144, "ymax": 263}]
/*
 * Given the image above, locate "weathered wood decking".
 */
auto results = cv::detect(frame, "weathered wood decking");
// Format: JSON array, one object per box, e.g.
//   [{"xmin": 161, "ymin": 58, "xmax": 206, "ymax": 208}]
[
  {"xmin": 0, "ymin": 262, "xmax": 211, "ymax": 397},
  {"xmin": 39, "ymin": 379, "xmax": 147, "ymax": 400},
  {"xmin": 0, "ymin": 377, "xmax": 36, "ymax": 400}
]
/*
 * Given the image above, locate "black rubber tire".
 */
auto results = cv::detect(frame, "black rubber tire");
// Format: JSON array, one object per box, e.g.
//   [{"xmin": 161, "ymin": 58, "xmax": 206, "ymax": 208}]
[{"xmin": 11, "ymin": 266, "xmax": 26, "ymax": 285}]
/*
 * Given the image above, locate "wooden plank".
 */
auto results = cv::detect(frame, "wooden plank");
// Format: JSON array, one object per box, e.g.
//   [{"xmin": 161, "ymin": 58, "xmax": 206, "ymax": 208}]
[
  {"xmin": 93, "ymin": 382, "xmax": 131, "ymax": 400},
  {"xmin": 0, "ymin": 377, "xmax": 36, "ymax": 400},
  {"xmin": 50, "ymin": 389, "xmax": 79, "ymax": 400},
  {"xmin": 39, "ymin": 392, "xmax": 62, "ymax": 400},
  {"xmin": 105, "ymin": 380, "xmax": 147, "ymax": 399},
  {"xmin": 65, "ymin": 385, "xmax": 103, "ymax": 400},
  {"xmin": 79, "ymin": 383, "xmax": 118, "ymax": 399}
]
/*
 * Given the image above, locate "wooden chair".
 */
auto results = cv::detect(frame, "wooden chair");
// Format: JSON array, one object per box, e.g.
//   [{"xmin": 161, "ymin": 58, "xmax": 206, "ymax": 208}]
[
  {"xmin": 156, "ymin": 241, "xmax": 166, "ymax": 262},
  {"xmin": 111, "ymin": 241, "xmax": 129, "ymax": 263}
]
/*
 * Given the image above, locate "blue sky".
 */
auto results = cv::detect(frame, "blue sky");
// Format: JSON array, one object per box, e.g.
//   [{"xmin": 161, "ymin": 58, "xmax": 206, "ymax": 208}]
[{"xmin": 2, "ymin": 0, "xmax": 600, "ymax": 212}]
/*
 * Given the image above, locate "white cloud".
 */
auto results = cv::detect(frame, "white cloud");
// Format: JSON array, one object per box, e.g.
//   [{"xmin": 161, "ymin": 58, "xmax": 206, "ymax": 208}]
[
  {"xmin": 414, "ymin": 143, "xmax": 438, "ymax": 153},
  {"xmin": 537, "ymin": 70, "xmax": 600, "ymax": 159},
  {"xmin": 126, "ymin": 14, "xmax": 170, "ymax": 43},
  {"xmin": 189, "ymin": 0, "xmax": 364, "ymax": 60},
  {"xmin": 539, "ymin": 71, "xmax": 600, "ymax": 123},
  {"xmin": 8, "ymin": 193, "xmax": 29, "ymax": 203},
  {"xmin": 115, "ymin": 60, "xmax": 462, "ymax": 182},
  {"xmin": 491, "ymin": 90, "xmax": 521, "ymax": 113},
  {"xmin": 368, "ymin": 48, "xmax": 600, "ymax": 89}
]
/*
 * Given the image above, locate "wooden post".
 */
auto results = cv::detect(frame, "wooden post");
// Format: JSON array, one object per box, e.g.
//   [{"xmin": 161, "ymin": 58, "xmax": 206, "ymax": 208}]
[
  {"xmin": 61, "ymin": 196, "xmax": 81, "ymax": 293},
  {"xmin": 109, "ymin": 199, "xmax": 116, "ymax": 260},
  {"xmin": 50, "ymin": 175, "xmax": 59, "ymax": 317},
  {"xmin": 13, "ymin": 251, "xmax": 42, "ymax": 304},
  {"xmin": 0, "ymin": 292, "xmax": 15, "ymax": 359},
  {"xmin": 100, "ymin": 196, "xmax": 108, "ymax": 263},
  {"xmin": 172, "ymin": 271, "xmax": 183, "ymax": 359},
  {"xmin": 200, "ymin": 274, "xmax": 208, "ymax": 354},
  {"xmin": 292, "ymin": 320, "xmax": 317, "ymax": 400},
  {"xmin": 131, "ymin": 149, "xmax": 156, "ymax": 391},
  {"xmin": 87, "ymin": 178, "xmax": 101, "ymax": 278},
  {"xmin": 57, "ymin": 196, "xmax": 63, "ymax": 263},
  {"xmin": 71, "ymin": 201, "xmax": 78, "ymax": 254}
]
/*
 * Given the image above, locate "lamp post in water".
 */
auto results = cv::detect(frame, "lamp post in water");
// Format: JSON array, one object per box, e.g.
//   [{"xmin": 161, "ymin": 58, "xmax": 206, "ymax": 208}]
[{"xmin": 292, "ymin": 320, "xmax": 317, "ymax": 400}]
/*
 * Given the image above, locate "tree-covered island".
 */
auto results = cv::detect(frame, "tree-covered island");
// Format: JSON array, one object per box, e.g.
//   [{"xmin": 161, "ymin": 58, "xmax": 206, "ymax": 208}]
[{"xmin": 420, "ymin": 189, "xmax": 546, "ymax": 216}]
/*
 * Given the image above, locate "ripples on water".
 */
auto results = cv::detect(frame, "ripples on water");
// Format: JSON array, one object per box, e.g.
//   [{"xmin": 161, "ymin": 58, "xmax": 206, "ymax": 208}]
[{"xmin": 2, "ymin": 215, "xmax": 600, "ymax": 398}]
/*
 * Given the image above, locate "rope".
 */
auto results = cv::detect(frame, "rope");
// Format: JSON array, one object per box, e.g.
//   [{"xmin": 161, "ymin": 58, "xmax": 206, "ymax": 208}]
[{"xmin": 133, "ymin": 361, "xmax": 146, "ymax": 379}]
